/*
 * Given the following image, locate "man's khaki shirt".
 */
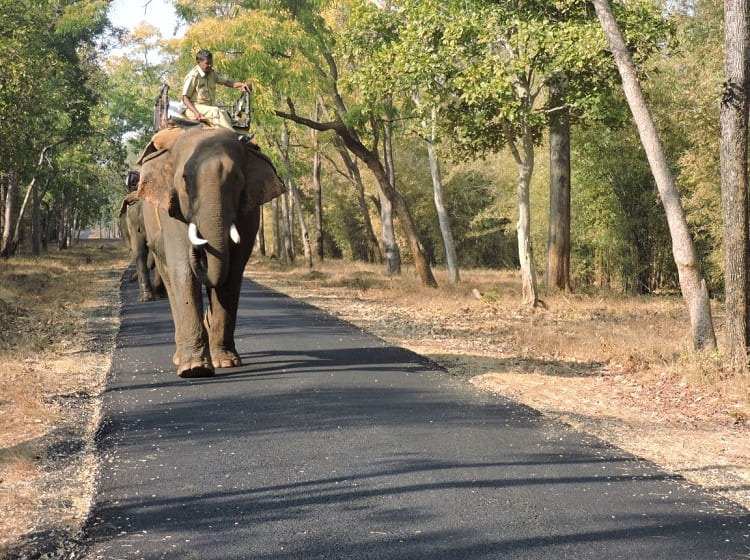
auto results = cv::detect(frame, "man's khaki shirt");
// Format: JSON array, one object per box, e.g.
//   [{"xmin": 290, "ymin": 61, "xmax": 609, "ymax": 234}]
[{"xmin": 181, "ymin": 65, "xmax": 234, "ymax": 106}]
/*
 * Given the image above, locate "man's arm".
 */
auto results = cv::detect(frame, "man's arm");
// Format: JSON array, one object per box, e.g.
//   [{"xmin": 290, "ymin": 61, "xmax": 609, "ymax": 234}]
[
  {"xmin": 181, "ymin": 94, "xmax": 205, "ymax": 121},
  {"xmin": 181, "ymin": 68, "xmax": 207, "ymax": 121},
  {"xmin": 216, "ymin": 72, "xmax": 251, "ymax": 93},
  {"xmin": 231, "ymin": 82, "xmax": 252, "ymax": 93}
]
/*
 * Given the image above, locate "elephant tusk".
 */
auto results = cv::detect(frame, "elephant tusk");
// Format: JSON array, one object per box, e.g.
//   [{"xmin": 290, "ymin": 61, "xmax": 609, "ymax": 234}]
[
  {"xmin": 188, "ymin": 223, "xmax": 208, "ymax": 246},
  {"xmin": 230, "ymin": 224, "xmax": 241, "ymax": 244}
]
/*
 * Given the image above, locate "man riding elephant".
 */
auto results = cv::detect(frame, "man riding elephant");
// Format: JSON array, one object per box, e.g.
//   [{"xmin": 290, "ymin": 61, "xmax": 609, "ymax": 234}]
[{"xmin": 181, "ymin": 49, "xmax": 252, "ymax": 133}]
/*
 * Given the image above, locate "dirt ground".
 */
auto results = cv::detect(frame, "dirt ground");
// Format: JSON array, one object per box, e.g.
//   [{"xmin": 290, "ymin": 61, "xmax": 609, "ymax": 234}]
[
  {"xmin": 0, "ymin": 242, "xmax": 127, "ymax": 559},
  {"xmin": 1, "ymin": 247, "xmax": 748, "ymax": 558}
]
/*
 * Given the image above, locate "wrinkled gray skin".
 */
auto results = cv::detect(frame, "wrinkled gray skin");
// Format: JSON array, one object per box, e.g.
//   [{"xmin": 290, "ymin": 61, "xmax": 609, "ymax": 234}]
[
  {"xmin": 119, "ymin": 197, "xmax": 164, "ymax": 301},
  {"xmin": 137, "ymin": 127, "xmax": 284, "ymax": 378}
]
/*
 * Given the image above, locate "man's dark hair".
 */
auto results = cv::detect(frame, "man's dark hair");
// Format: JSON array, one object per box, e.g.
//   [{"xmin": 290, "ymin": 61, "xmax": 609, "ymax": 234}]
[{"xmin": 196, "ymin": 49, "xmax": 213, "ymax": 62}]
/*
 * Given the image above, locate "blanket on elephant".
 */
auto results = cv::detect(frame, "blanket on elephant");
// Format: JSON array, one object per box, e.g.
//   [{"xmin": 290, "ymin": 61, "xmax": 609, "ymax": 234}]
[{"xmin": 136, "ymin": 127, "xmax": 188, "ymax": 165}]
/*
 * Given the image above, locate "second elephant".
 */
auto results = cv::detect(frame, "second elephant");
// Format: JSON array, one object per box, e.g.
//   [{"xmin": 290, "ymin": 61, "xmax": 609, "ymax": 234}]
[{"xmin": 119, "ymin": 194, "xmax": 164, "ymax": 301}]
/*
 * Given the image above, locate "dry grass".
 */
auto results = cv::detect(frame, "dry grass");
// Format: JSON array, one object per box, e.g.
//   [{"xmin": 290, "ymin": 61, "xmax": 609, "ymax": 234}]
[
  {"xmin": 0, "ymin": 241, "xmax": 128, "ymax": 558},
  {"xmin": 249, "ymin": 258, "xmax": 750, "ymax": 512}
]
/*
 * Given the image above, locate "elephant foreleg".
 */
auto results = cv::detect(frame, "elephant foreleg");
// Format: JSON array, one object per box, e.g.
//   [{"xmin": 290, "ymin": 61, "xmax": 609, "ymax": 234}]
[
  {"xmin": 174, "ymin": 269, "xmax": 213, "ymax": 377},
  {"xmin": 207, "ymin": 283, "xmax": 242, "ymax": 368},
  {"xmin": 162, "ymin": 223, "xmax": 213, "ymax": 378},
  {"xmin": 152, "ymin": 258, "xmax": 182, "ymax": 366}
]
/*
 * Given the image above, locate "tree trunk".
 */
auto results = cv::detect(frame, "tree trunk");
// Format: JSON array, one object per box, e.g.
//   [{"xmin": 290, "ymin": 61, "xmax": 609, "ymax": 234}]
[
  {"xmin": 377, "ymin": 181, "xmax": 401, "ymax": 274},
  {"xmin": 32, "ymin": 178, "xmax": 41, "ymax": 256},
  {"xmin": 277, "ymin": 123, "xmax": 313, "ymax": 268},
  {"xmin": 312, "ymin": 134, "xmax": 324, "ymax": 261},
  {"xmin": 547, "ymin": 75, "xmax": 571, "ymax": 291},
  {"xmin": 271, "ymin": 198, "xmax": 282, "ymax": 258},
  {"xmin": 280, "ymin": 190, "xmax": 293, "ymax": 262},
  {"xmin": 594, "ymin": 0, "xmax": 717, "ymax": 350},
  {"xmin": 720, "ymin": 0, "xmax": 750, "ymax": 369},
  {"xmin": 504, "ymin": 122, "xmax": 539, "ymax": 306},
  {"xmin": 11, "ymin": 176, "xmax": 36, "ymax": 252},
  {"xmin": 335, "ymin": 141, "xmax": 383, "ymax": 263},
  {"xmin": 312, "ymin": 103, "xmax": 324, "ymax": 261},
  {"xmin": 1, "ymin": 172, "xmax": 18, "ymax": 257},
  {"xmin": 381, "ymin": 121, "xmax": 402, "ymax": 275},
  {"xmin": 289, "ymin": 178, "xmax": 312, "ymax": 268},
  {"xmin": 58, "ymin": 198, "xmax": 70, "ymax": 250},
  {"xmin": 424, "ymin": 107, "xmax": 460, "ymax": 284},
  {"xmin": 257, "ymin": 208, "xmax": 266, "ymax": 257}
]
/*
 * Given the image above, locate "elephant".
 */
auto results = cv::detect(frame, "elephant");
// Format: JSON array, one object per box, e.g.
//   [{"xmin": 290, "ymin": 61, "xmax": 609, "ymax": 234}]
[
  {"xmin": 119, "ymin": 194, "xmax": 165, "ymax": 301},
  {"xmin": 134, "ymin": 126, "xmax": 284, "ymax": 378}
]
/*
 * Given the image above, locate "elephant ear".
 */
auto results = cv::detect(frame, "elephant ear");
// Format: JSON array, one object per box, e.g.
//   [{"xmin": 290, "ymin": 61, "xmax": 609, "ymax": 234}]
[
  {"xmin": 243, "ymin": 150, "xmax": 286, "ymax": 209},
  {"xmin": 136, "ymin": 149, "xmax": 181, "ymax": 219}
]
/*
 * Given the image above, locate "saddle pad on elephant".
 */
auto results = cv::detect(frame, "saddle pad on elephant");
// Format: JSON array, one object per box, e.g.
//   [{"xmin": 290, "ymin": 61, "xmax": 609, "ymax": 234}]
[{"xmin": 136, "ymin": 127, "xmax": 194, "ymax": 165}]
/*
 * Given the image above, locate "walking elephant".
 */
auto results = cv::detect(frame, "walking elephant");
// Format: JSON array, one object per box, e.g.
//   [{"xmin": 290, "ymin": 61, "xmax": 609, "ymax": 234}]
[
  {"xmin": 135, "ymin": 127, "xmax": 284, "ymax": 378},
  {"xmin": 119, "ymin": 194, "xmax": 164, "ymax": 301}
]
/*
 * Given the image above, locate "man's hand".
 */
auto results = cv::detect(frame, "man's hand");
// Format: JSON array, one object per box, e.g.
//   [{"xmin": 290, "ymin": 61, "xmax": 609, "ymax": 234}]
[{"xmin": 234, "ymin": 82, "xmax": 252, "ymax": 93}]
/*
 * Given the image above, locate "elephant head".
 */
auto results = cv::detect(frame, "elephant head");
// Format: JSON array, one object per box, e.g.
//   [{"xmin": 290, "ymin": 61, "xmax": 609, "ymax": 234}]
[{"xmin": 136, "ymin": 127, "xmax": 284, "ymax": 288}]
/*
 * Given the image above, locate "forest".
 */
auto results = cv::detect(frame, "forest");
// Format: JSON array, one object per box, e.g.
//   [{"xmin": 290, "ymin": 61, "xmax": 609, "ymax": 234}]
[{"xmin": 0, "ymin": 0, "xmax": 747, "ymax": 371}]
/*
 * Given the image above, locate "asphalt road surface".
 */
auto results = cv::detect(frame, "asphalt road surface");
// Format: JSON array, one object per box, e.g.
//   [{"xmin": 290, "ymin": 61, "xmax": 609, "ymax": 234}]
[{"xmin": 82, "ymin": 273, "xmax": 750, "ymax": 559}]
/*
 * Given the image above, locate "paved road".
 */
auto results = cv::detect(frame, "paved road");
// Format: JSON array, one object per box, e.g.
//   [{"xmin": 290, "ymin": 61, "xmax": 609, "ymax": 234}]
[{"xmin": 83, "ymin": 274, "xmax": 750, "ymax": 559}]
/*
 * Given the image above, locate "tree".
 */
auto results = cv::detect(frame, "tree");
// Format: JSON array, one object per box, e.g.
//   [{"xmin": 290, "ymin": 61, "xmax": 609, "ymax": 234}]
[
  {"xmin": 720, "ymin": 0, "xmax": 750, "ymax": 369},
  {"xmin": 593, "ymin": 0, "xmax": 717, "ymax": 351},
  {"xmin": 421, "ymin": 105, "xmax": 460, "ymax": 284},
  {"xmin": 546, "ymin": 75, "xmax": 571, "ymax": 291},
  {"xmin": 1, "ymin": 0, "xmax": 111, "ymax": 256},
  {"xmin": 370, "ymin": 0, "xmax": 619, "ymax": 304},
  {"xmin": 263, "ymin": 0, "xmax": 437, "ymax": 286}
]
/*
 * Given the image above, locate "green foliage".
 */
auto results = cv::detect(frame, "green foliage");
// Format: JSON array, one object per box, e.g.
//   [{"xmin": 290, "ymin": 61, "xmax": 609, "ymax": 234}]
[
  {"xmin": 0, "ymin": 0, "xmax": 131, "ymax": 253},
  {"xmin": 325, "ymin": 186, "xmax": 376, "ymax": 261},
  {"xmin": 572, "ymin": 119, "xmax": 675, "ymax": 293}
]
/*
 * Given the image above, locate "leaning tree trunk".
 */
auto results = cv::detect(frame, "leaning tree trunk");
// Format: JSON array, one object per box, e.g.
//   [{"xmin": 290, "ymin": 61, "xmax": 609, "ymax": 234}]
[
  {"xmin": 275, "ymin": 105, "xmax": 437, "ymax": 288},
  {"xmin": 288, "ymin": 178, "xmax": 312, "ymax": 268},
  {"xmin": 335, "ymin": 141, "xmax": 383, "ymax": 263},
  {"xmin": 720, "ymin": 0, "xmax": 750, "ymax": 369},
  {"xmin": 277, "ymin": 124, "xmax": 313, "ymax": 268},
  {"xmin": 594, "ymin": 0, "xmax": 717, "ymax": 350},
  {"xmin": 547, "ymin": 75, "xmax": 572, "ymax": 291}
]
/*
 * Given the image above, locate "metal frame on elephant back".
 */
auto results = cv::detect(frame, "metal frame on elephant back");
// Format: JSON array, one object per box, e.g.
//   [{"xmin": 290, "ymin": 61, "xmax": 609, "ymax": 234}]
[{"xmin": 152, "ymin": 83, "xmax": 252, "ymax": 133}]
